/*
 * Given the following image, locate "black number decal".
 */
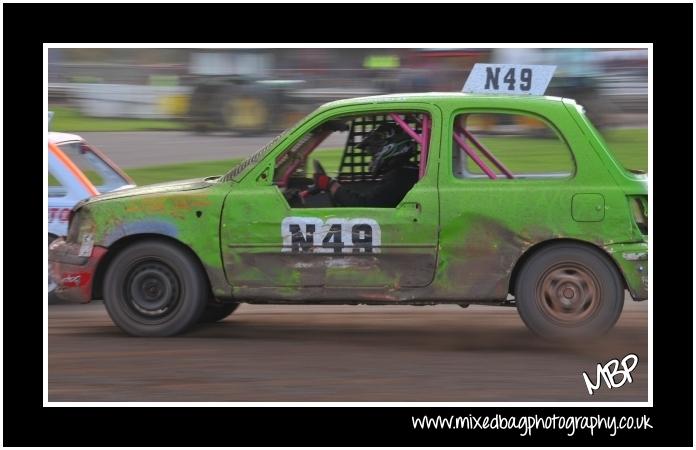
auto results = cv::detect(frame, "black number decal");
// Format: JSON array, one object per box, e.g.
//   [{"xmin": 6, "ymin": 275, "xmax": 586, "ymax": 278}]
[
  {"xmin": 504, "ymin": 68, "xmax": 516, "ymax": 90},
  {"xmin": 289, "ymin": 224, "xmax": 314, "ymax": 253},
  {"xmin": 322, "ymin": 224, "xmax": 344, "ymax": 254},
  {"xmin": 484, "ymin": 67, "xmax": 500, "ymax": 90},
  {"xmin": 351, "ymin": 224, "xmax": 373, "ymax": 253},
  {"xmin": 520, "ymin": 68, "xmax": 532, "ymax": 91}
]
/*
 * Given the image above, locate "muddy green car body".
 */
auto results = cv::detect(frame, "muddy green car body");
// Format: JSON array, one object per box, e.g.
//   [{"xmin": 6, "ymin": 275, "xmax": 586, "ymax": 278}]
[{"xmin": 50, "ymin": 93, "xmax": 648, "ymax": 316}]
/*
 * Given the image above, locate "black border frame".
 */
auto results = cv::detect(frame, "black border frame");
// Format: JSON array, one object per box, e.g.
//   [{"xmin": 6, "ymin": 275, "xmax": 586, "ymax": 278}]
[{"xmin": 3, "ymin": 2, "xmax": 692, "ymax": 446}]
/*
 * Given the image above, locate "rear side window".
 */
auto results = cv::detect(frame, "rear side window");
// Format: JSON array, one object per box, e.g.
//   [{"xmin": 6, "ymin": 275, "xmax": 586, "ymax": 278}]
[{"xmin": 452, "ymin": 112, "xmax": 574, "ymax": 179}]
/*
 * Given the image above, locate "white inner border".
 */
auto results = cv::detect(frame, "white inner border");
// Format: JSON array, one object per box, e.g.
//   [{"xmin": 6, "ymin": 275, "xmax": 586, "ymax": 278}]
[{"xmin": 43, "ymin": 43, "xmax": 652, "ymax": 408}]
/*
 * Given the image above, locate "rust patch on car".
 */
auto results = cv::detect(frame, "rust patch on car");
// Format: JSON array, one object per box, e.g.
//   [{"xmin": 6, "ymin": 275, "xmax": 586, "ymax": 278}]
[
  {"xmin": 358, "ymin": 292, "xmax": 399, "ymax": 301},
  {"xmin": 440, "ymin": 217, "xmax": 550, "ymax": 300}
]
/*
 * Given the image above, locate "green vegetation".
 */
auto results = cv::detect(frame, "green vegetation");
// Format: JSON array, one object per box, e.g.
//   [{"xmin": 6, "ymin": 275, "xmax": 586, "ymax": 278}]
[
  {"xmin": 125, "ymin": 148, "xmax": 345, "ymax": 186},
  {"xmin": 469, "ymin": 136, "xmax": 573, "ymax": 174},
  {"xmin": 49, "ymin": 106, "xmax": 184, "ymax": 132},
  {"xmin": 127, "ymin": 159, "xmax": 242, "ymax": 185},
  {"xmin": 601, "ymin": 128, "xmax": 648, "ymax": 170},
  {"xmin": 48, "ymin": 171, "xmax": 104, "ymax": 186},
  {"xmin": 468, "ymin": 128, "xmax": 647, "ymax": 175}
]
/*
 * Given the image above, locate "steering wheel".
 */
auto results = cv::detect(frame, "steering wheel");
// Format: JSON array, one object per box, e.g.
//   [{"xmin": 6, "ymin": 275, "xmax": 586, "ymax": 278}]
[{"xmin": 298, "ymin": 159, "xmax": 333, "ymax": 205}]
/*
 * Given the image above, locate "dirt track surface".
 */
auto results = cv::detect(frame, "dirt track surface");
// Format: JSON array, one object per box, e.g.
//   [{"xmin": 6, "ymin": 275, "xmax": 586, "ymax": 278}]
[{"xmin": 48, "ymin": 300, "xmax": 648, "ymax": 402}]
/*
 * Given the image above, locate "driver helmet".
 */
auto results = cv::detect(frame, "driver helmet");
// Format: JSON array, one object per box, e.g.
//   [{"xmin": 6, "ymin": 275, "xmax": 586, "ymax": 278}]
[{"xmin": 357, "ymin": 123, "xmax": 417, "ymax": 176}]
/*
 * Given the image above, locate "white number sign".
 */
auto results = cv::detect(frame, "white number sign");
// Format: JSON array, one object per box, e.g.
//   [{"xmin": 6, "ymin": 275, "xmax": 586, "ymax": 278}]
[{"xmin": 462, "ymin": 64, "xmax": 556, "ymax": 96}]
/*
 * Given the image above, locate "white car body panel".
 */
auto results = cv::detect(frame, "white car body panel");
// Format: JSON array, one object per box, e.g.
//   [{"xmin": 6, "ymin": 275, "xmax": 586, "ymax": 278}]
[{"xmin": 48, "ymin": 132, "xmax": 135, "ymax": 237}]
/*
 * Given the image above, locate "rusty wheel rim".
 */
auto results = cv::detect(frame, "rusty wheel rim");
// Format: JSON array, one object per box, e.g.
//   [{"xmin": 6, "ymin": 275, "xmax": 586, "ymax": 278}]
[{"xmin": 535, "ymin": 262, "xmax": 601, "ymax": 325}]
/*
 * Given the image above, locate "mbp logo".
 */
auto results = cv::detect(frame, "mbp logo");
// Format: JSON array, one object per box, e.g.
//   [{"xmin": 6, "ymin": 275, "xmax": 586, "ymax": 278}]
[
  {"xmin": 582, "ymin": 353, "xmax": 639, "ymax": 396},
  {"xmin": 281, "ymin": 217, "xmax": 381, "ymax": 254}
]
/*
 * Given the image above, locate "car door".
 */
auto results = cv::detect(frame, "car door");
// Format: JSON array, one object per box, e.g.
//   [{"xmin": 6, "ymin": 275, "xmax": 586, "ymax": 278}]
[
  {"xmin": 220, "ymin": 103, "xmax": 442, "ymax": 289},
  {"xmin": 436, "ymin": 100, "xmax": 602, "ymax": 300}
]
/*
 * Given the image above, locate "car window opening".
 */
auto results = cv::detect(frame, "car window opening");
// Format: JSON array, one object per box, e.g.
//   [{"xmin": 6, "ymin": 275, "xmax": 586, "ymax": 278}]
[
  {"xmin": 452, "ymin": 113, "xmax": 574, "ymax": 180},
  {"xmin": 275, "ymin": 112, "xmax": 430, "ymax": 209}
]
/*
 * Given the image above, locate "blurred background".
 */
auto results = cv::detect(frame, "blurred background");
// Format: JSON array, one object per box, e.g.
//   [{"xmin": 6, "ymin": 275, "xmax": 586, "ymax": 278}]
[{"xmin": 48, "ymin": 47, "xmax": 648, "ymax": 184}]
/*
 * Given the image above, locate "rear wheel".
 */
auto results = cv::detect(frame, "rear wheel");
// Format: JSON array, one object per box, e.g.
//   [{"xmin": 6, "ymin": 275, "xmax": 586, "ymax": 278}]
[
  {"xmin": 515, "ymin": 243, "xmax": 624, "ymax": 340},
  {"xmin": 103, "ymin": 240, "xmax": 208, "ymax": 336}
]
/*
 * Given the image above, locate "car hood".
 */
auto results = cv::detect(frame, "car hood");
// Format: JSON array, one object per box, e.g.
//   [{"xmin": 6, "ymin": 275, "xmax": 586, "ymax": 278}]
[{"xmin": 80, "ymin": 176, "xmax": 219, "ymax": 205}]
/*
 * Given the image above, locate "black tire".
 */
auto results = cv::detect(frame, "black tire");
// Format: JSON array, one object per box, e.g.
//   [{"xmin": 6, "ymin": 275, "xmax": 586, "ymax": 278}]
[
  {"xmin": 103, "ymin": 240, "xmax": 208, "ymax": 336},
  {"xmin": 48, "ymin": 235, "xmax": 60, "ymax": 305},
  {"xmin": 199, "ymin": 302, "xmax": 240, "ymax": 323},
  {"xmin": 187, "ymin": 83, "xmax": 225, "ymax": 133},
  {"xmin": 515, "ymin": 243, "xmax": 624, "ymax": 340}
]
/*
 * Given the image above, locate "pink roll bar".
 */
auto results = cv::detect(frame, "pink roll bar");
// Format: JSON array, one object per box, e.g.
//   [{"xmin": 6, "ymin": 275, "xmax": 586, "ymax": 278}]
[
  {"xmin": 388, "ymin": 113, "xmax": 424, "ymax": 145},
  {"xmin": 453, "ymin": 132, "xmax": 497, "ymax": 179},
  {"xmin": 459, "ymin": 127, "xmax": 514, "ymax": 179},
  {"xmin": 419, "ymin": 115, "xmax": 430, "ymax": 179},
  {"xmin": 388, "ymin": 113, "xmax": 430, "ymax": 179}
]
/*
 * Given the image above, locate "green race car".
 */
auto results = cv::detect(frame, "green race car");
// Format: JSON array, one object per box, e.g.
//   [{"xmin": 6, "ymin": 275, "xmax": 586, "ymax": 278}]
[{"xmin": 49, "ymin": 87, "xmax": 648, "ymax": 338}]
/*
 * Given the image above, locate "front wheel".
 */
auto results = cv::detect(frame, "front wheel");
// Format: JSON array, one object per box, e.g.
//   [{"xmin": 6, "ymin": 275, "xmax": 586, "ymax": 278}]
[
  {"xmin": 103, "ymin": 240, "xmax": 208, "ymax": 336},
  {"xmin": 515, "ymin": 243, "xmax": 624, "ymax": 340}
]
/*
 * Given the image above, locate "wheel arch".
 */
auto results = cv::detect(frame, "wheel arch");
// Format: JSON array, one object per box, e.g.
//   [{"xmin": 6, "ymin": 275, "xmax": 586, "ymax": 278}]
[
  {"xmin": 508, "ymin": 238, "xmax": 628, "ymax": 296},
  {"xmin": 92, "ymin": 233, "xmax": 213, "ymax": 301}
]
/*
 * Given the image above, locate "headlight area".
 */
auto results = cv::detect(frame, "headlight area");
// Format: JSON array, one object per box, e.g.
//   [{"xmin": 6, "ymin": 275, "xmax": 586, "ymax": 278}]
[
  {"xmin": 66, "ymin": 207, "xmax": 96, "ymax": 248},
  {"xmin": 49, "ymin": 208, "xmax": 105, "ymax": 303},
  {"xmin": 628, "ymin": 195, "xmax": 648, "ymax": 236},
  {"xmin": 66, "ymin": 207, "xmax": 84, "ymax": 242},
  {"xmin": 605, "ymin": 241, "xmax": 648, "ymax": 301},
  {"xmin": 49, "ymin": 208, "xmax": 99, "ymax": 266}
]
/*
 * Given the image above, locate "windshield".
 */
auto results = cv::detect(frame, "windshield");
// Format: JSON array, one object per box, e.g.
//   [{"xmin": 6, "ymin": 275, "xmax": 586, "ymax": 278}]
[
  {"xmin": 220, "ymin": 125, "xmax": 298, "ymax": 182},
  {"xmin": 57, "ymin": 141, "xmax": 134, "ymax": 191}
]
